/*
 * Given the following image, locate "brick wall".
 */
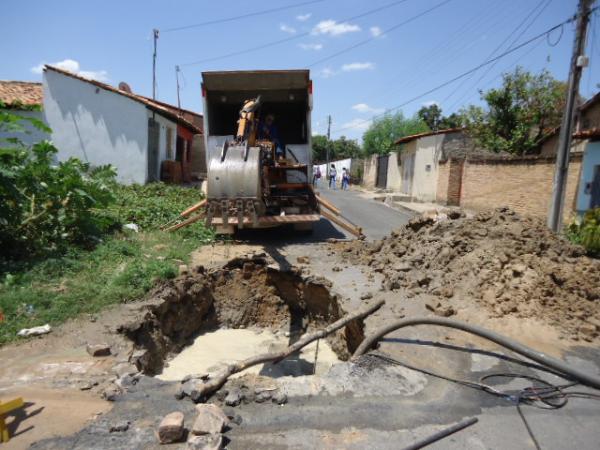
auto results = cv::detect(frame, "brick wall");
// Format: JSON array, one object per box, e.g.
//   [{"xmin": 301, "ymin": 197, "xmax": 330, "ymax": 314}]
[{"xmin": 459, "ymin": 155, "xmax": 582, "ymax": 219}]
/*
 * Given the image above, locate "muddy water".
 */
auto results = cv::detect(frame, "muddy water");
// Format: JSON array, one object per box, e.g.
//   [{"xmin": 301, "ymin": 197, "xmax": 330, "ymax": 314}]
[{"xmin": 157, "ymin": 328, "xmax": 340, "ymax": 381}]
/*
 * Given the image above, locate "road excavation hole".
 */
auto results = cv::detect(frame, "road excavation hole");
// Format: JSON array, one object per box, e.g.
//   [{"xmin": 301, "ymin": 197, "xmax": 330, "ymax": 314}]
[{"xmin": 120, "ymin": 257, "xmax": 365, "ymax": 379}]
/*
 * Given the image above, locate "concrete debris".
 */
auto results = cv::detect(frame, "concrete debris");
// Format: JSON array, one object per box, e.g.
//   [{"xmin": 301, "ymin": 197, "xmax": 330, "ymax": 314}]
[
  {"xmin": 272, "ymin": 390, "xmax": 288, "ymax": 405},
  {"xmin": 179, "ymin": 264, "xmax": 190, "ymax": 276},
  {"xmin": 86, "ymin": 343, "xmax": 111, "ymax": 357},
  {"xmin": 192, "ymin": 404, "xmax": 229, "ymax": 435},
  {"xmin": 17, "ymin": 323, "xmax": 51, "ymax": 337},
  {"xmin": 109, "ymin": 421, "xmax": 130, "ymax": 433},
  {"xmin": 187, "ymin": 433, "xmax": 223, "ymax": 450},
  {"xmin": 296, "ymin": 256, "xmax": 310, "ymax": 264},
  {"xmin": 224, "ymin": 389, "xmax": 242, "ymax": 407},
  {"xmin": 157, "ymin": 411, "xmax": 185, "ymax": 444},
  {"xmin": 101, "ymin": 384, "xmax": 122, "ymax": 401}
]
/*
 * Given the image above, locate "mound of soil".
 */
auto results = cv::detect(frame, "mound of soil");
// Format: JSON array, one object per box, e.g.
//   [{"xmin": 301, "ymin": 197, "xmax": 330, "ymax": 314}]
[{"xmin": 333, "ymin": 207, "xmax": 600, "ymax": 342}]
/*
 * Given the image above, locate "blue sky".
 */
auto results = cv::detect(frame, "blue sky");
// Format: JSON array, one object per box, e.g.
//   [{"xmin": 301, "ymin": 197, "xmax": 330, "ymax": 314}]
[{"xmin": 2, "ymin": 0, "xmax": 598, "ymax": 140}]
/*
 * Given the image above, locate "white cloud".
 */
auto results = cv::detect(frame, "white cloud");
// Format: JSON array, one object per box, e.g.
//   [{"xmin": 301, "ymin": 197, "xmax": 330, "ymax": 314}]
[
  {"xmin": 296, "ymin": 13, "xmax": 311, "ymax": 21},
  {"xmin": 352, "ymin": 103, "xmax": 384, "ymax": 114},
  {"xmin": 299, "ymin": 43, "xmax": 323, "ymax": 51},
  {"xmin": 341, "ymin": 62, "xmax": 375, "ymax": 72},
  {"xmin": 370, "ymin": 26, "xmax": 383, "ymax": 37},
  {"xmin": 31, "ymin": 58, "xmax": 109, "ymax": 82},
  {"xmin": 311, "ymin": 20, "xmax": 360, "ymax": 36},
  {"xmin": 279, "ymin": 23, "xmax": 297, "ymax": 34},
  {"xmin": 319, "ymin": 67, "xmax": 336, "ymax": 78},
  {"xmin": 341, "ymin": 118, "xmax": 371, "ymax": 132}
]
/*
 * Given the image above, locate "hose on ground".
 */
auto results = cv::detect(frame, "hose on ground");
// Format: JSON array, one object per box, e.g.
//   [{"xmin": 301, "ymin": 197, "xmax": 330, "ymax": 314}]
[{"xmin": 352, "ymin": 317, "xmax": 600, "ymax": 391}]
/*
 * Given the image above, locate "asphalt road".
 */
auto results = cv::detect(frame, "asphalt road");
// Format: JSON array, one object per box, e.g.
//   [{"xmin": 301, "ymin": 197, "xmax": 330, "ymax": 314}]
[{"xmin": 318, "ymin": 187, "xmax": 413, "ymax": 240}]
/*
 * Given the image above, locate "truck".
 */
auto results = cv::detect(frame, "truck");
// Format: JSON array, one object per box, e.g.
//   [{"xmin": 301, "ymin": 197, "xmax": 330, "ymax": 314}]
[{"xmin": 201, "ymin": 70, "xmax": 320, "ymax": 234}]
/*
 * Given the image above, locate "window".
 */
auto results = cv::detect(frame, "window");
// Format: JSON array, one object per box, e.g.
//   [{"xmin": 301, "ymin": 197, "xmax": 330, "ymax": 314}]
[{"xmin": 166, "ymin": 127, "xmax": 174, "ymax": 159}]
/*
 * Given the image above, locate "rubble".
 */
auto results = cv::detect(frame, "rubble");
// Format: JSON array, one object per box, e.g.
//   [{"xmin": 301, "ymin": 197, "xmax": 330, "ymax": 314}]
[
  {"xmin": 192, "ymin": 404, "xmax": 229, "ymax": 435},
  {"xmin": 333, "ymin": 207, "xmax": 600, "ymax": 342},
  {"xmin": 86, "ymin": 343, "xmax": 111, "ymax": 357},
  {"xmin": 187, "ymin": 433, "xmax": 223, "ymax": 450},
  {"xmin": 157, "ymin": 411, "xmax": 185, "ymax": 444}
]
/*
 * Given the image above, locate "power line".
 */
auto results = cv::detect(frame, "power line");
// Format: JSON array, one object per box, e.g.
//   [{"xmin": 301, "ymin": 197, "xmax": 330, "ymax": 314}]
[
  {"xmin": 332, "ymin": 13, "xmax": 583, "ymax": 134},
  {"xmin": 179, "ymin": 0, "xmax": 415, "ymax": 67},
  {"xmin": 307, "ymin": 0, "xmax": 454, "ymax": 68},
  {"xmin": 444, "ymin": 0, "xmax": 552, "ymax": 109},
  {"xmin": 161, "ymin": 0, "xmax": 324, "ymax": 33}
]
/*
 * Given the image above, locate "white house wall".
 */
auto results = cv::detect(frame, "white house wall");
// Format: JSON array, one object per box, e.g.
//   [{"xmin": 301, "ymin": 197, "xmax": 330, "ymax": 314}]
[
  {"xmin": 147, "ymin": 110, "xmax": 178, "ymax": 180},
  {"xmin": 0, "ymin": 109, "xmax": 49, "ymax": 147},
  {"xmin": 386, "ymin": 152, "xmax": 402, "ymax": 191},
  {"xmin": 410, "ymin": 135, "xmax": 444, "ymax": 202},
  {"xmin": 43, "ymin": 70, "xmax": 148, "ymax": 184}
]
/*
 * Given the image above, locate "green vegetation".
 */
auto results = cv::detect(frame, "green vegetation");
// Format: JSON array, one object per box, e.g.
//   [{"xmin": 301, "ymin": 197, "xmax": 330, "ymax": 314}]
[
  {"xmin": 362, "ymin": 111, "xmax": 429, "ymax": 156},
  {"xmin": 462, "ymin": 67, "xmax": 566, "ymax": 155},
  {"xmin": 312, "ymin": 135, "xmax": 362, "ymax": 163},
  {"xmin": 417, "ymin": 104, "xmax": 464, "ymax": 131},
  {"xmin": 0, "ymin": 107, "xmax": 214, "ymax": 344},
  {"xmin": 567, "ymin": 208, "xmax": 600, "ymax": 257}
]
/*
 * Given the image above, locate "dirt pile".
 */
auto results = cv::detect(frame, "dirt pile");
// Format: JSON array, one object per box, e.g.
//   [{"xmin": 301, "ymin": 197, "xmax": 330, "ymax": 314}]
[
  {"xmin": 333, "ymin": 207, "xmax": 600, "ymax": 342},
  {"xmin": 120, "ymin": 257, "xmax": 364, "ymax": 375}
]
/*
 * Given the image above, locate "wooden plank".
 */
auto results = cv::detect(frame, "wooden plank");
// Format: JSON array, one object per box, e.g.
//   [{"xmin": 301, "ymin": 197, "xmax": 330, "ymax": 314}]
[
  {"xmin": 0, "ymin": 397, "xmax": 23, "ymax": 415},
  {"xmin": 315, "ymin": 195, "xmax": 342, "ymax": 215},
  {"xmin": 210, "ymin": 214, "xmax": 321, "ymax": 225},
  {"xmin": 165, "ymin": 212, "xmax": 205, "ymax": 232},
  {"xmin": 180, "ymin": 199, "xmax": 207, "ymax": 217},
  {"xmin": 321, "ymin": 208, "xmax": 363, "ymax": 238}
]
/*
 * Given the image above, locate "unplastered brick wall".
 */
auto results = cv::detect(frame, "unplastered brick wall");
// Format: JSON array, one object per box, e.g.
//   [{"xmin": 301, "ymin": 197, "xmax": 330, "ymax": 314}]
[
  {"xmin": 459, "ymin": 155, "xmax": 582, "ymax": 219},
  {"xmin": 437, "ymin": 159, "xmax": 465, "ymax": 206}
]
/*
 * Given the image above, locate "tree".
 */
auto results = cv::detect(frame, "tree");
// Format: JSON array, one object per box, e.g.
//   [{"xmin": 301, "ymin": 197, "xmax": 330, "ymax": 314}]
[
  {"xmin": 362, "ymin": 111, "xmax": 429, "ymax": 156},
  {"xmin": 439, "ymin": 112, "xmax": 464, "ymax": 129},
  {"xmin": 417, "ymin": 104, "xmax": 442, "ymax": 130},
  {"xmin": 312, "ymin": 135, "xmax": 361, "ymax": 162},
  {"xmin": 462, "ymin": 67, "xmax": 567, "ymax": 155}
]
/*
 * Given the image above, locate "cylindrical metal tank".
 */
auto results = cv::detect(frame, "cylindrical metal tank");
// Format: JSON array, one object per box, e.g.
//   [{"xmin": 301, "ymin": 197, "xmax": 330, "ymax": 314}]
[{"xmin": 207, "ymin": 144, "xmax": 261, "ymax": 199}]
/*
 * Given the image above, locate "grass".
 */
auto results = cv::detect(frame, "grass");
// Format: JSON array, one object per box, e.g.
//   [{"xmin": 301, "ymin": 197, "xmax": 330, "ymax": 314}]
[{"xmin": 0, "ymin": 182, "xmax": 215, "ymax": 345}]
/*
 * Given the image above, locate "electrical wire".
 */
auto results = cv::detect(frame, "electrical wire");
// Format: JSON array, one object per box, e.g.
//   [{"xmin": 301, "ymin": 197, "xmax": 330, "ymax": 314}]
[
  {"xmin": 306, "ymin": 0, "xmax": 454, "ymax": 68},
  {"xmin": 179, "ymin": 0, "xmax": 415, "ymax": 67},
  {"xmin": 371, "ymin": 352, "xmax": 600, "ymax": 450},
  {"xmin": 161, "ymin": 0, "xmax": 324, "ymax": 33},
  {"xmin": 443, "ymin": 0, "xmax": 552, "ymax": 108},
  {"xmin": 332, "ymin": 12, "xmax": 584, "ymax": 134}
]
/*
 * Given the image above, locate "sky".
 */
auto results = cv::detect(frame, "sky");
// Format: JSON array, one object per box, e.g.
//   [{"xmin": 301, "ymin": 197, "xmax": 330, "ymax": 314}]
[{"xmin": 2, "ymin": 0, "xmax": 598, "ymax": 141}]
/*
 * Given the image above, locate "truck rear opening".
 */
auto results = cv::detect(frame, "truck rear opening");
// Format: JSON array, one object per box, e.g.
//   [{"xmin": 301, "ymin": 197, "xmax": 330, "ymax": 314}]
[{"xmin": 201, "ymin": 70, "xmax": 318, "ymax": 234}]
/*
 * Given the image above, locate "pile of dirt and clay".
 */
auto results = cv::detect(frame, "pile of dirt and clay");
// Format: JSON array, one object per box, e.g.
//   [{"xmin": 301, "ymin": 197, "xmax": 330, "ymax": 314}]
[
  {"xmin": 332, "ymin": 207, "xmax": 600, "ymax": 342},
  {"xmin": 119, "ymin": 255, "xmax": 365, "ymax": 376}
]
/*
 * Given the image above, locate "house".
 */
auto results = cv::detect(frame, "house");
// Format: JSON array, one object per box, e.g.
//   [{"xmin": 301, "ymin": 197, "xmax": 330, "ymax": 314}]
[
  {"xmin": 391, "ymin": 128, "xmax": 495, "ymax": 202},
  {"xmin": 43, "ymin": 65, "xmax": 204, "ymax": 184},
  {"xmin": 0, "ymin": 80, "xmax": 49, "ymax": 145},
  {"xmin": 539, "ymin": 92, "xmax": 600, "ymax": 213}
]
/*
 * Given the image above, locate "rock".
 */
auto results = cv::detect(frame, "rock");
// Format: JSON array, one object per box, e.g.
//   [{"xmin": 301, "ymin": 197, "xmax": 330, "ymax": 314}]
[
  {"xmin": 187, "ymin": 434, "xmax": 223, "ymax": 450},
  {"xmin": 181, "ymin": 373, "xmax": 210, "ymax": 384},
  {"xmin": 112, "ymin": 363, "xmax": 138, "ymax": 378},
  {"xmin": 395, "ymin": 262, "xmax": 412, "ymax": 272},
  {"xmin": 579, "ymin": 323, "xmax": 598, "ymax": 338},
  {"xmin": 272, "ymin": 390, "xmax": 288, "ymax": 405},
  {"xmin": 192, "ymin": 404, "xmax": 229, "ymax": 435},
  {"xmin": 224, "ymin": 389, "xmax": 242, "ymax": 407},
  {"xmin": 179, "ymin": 264, "xmax": 189, "ymax": 276},
  {"xmin": 296, "ymin": 256, "xmax": 310, "ymax": 264},
  {"xmin": 242, "ymin": 262, "xmax": 254, "ymax": 279},
  {"xmin": 157, "ymin": 411, "xmax": 185, "ymax": 444},
  {"xmin": 332, "ymin": 266, "xmax": 342, "ymax": 272},
  {"xmin": 109, "ymin": 421, "xmax": 130, "ymax": 433},
  {"xmin": 78, "ymin": 381, "xmax": 94, "ymax": 391},
  {"xmin": 17, "ymin": 324, "xmax": 52, "ymax": 337},
  {"xmin": 360, "ymin": 292, "xmax": 373, "ymax": 300},
  {"xmin": 254, "ymin": 390, "xmax": 272, "ymax": 403},
  {"xmin": 101, "ymin": 385, "xmax": 122, "ymax": 401},
  {"xmin": 440, "ymin": 286, "xmax": 454, "ymax": 298},
  {"xmin": 86, "ymin": 343, "xmax": 111, "ymax": 357}
]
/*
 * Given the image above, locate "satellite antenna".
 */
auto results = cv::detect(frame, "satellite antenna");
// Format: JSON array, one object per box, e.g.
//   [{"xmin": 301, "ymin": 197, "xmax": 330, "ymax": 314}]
[{"xmin": 118, "ymin": 82, "xmax": 132, "ymax": 93}]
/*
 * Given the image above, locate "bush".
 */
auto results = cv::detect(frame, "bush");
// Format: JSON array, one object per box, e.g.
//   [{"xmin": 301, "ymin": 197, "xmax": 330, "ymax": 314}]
[
  {"xmin": 0, "ymin": 119, "xmax": 118, "ymax": 260},
  {"xmin": 567, "ymin": 208, "xmax": 600, "ymax": 257}
]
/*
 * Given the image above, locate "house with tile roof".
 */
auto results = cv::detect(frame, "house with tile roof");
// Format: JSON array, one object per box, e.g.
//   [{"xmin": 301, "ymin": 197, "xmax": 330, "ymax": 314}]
[
  {"xmin": 43, "ymin": 65, "xmax": 205, "ymax": 184},
  {"xmin": 0, "ymin": 80, "xmax": 50, "ymax": 145}
]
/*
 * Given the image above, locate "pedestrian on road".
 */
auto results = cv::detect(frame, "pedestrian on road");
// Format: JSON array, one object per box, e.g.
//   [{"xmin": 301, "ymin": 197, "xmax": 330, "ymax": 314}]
[
  {"xmin": 329, "ymin": 164, "xmax": 337, "ymax": 190},
  {"xmin": 341, "ymin": 167, "xmax": 349, "ymax": 190},
  {"xmin": 313, "ymin": 166, "xmax": 322, "ymax": 188}
]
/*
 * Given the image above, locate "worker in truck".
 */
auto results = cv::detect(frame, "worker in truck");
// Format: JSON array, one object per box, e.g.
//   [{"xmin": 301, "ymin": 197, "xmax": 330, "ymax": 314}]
[{"xmin": 258, "ymin": 113, "xmax": 285, "ymax": 159}]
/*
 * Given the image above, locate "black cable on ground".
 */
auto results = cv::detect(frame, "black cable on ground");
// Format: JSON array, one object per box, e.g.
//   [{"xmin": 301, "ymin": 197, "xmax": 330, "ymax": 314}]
[
  {"xmin": 401, "ymin": 417, "xmax": 478, "ymax": 450},
  {"xmin": 353, "ymin": 317, "xmax": 600, "ymax": 390}
]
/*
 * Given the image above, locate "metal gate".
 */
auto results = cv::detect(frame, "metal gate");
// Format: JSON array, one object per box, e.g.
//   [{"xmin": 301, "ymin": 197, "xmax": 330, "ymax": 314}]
[
  {"xmin": 591, "ymin": 165, "xmax": 600, "ymax": 209},
  {"xmin": 376, "ymin": 154, "xmax": 389, "ymax": 188},
  {"xmin": 147, "ymin": 118, "xmax": 160, "ymax": 181}
]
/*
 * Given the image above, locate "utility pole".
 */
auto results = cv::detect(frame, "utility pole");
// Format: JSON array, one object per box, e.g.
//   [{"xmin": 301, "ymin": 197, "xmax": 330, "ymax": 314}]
[
  {"xmin": 152, "ymin": 29, "xmax": 159, "ymax": 100},
  {"xmin": 548, "ymin": 0, "xmax": 592, "ymax": 232},
  {"xmin": 175, "ymin": 65, "xmax": 181, "ymax": 113},
  {"xmin": 326, "ymin": 115, "xmax": 332, "ymax": 180}
]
